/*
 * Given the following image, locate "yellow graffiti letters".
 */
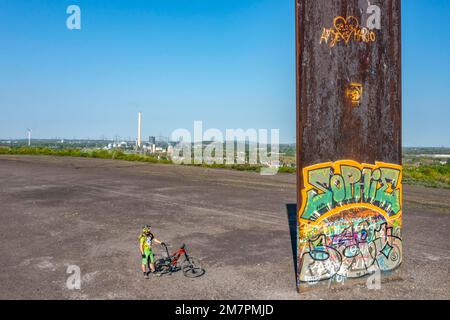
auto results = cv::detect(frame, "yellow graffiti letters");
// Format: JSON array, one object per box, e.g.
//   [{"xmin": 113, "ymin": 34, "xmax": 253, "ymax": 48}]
[{"xmin": 320, "ymin": 16, "xmax": 377, "ymax": 48}]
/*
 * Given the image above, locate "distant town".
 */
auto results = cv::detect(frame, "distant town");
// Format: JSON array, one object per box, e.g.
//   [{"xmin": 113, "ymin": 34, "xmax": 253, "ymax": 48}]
[
  {"xmin": 0, "ymin": 137, "xmax": 295, "ymax": 166},
  {"xmin": 1, "ymin": 137, "xmax": 449, "ymax": 166}
]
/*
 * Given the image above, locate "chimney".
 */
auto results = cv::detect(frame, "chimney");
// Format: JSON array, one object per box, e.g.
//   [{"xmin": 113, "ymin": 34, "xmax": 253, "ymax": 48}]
[{"xmin": 137, "ymin": 112, "xmax": 142, "ymax": 148}]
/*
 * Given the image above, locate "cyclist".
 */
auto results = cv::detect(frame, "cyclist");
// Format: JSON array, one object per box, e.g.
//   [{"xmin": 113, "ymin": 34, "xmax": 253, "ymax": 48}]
[{"xmin": 139, "ymin": 225, "xmax": 165, "ymax": 279}]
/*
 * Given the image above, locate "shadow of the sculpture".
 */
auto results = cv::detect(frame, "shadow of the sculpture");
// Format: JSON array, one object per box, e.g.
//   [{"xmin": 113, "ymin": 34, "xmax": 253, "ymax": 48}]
[{"xmin": 285, "ymin": 203, "xmax": 298, "ymax": 282}]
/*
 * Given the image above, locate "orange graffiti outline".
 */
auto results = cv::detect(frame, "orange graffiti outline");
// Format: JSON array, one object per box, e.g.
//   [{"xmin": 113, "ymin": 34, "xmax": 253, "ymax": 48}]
[
  {"xmin": 333, "ymin": 16, "xmax": 359, "ymax": 44},
  {"xmin": 346, "ymin": 82, "xmax": 363, "ymax": 105}
]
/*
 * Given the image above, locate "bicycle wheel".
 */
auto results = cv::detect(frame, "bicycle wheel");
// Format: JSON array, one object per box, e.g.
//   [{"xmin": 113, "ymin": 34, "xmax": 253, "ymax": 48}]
[
  {"xmin": 181, "ymin": 257, "xmax": 205, "ymax": 278},
  {"xmin": 153, "ymin": 256, "xmax": 171, "ymax": 275}
]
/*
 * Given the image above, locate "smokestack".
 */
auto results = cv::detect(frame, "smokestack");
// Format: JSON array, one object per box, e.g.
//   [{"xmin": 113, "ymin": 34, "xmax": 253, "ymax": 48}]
[
  {"xmin": 27, "ymin": 129, "xmax": 32, "ymax": 147},
  {"xmin": 137, "ymin": 112, "xmax": 142, "ymax": 148}
]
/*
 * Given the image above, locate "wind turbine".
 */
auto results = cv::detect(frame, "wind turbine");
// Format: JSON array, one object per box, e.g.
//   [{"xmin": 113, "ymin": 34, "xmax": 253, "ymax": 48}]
[{"xmin": 27, "ymin": 128, "xmax": 32, "ymax": 146}]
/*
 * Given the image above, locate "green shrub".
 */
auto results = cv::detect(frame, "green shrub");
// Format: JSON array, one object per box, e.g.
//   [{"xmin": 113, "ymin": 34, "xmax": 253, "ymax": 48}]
[{"xmin": 403, "ymin": 163, "xmax": 450, "ymax": 189}]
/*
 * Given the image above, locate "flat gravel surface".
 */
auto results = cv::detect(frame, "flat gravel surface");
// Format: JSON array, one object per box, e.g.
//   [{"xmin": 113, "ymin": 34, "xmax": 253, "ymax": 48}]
[{"xmin": 0, "ymin": 155, "xmax": 449, "ymax": 299}]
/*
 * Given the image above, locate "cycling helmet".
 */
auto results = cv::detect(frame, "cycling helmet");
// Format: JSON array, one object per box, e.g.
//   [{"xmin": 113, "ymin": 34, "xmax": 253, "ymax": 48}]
[{"xmin": 142, "ymin": 225, "xmax": 152, "ymax": 235}]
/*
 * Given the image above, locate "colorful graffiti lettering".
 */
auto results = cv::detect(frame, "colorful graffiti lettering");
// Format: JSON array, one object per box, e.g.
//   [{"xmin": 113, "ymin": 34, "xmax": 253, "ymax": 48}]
[
  {"xmin": 320, "ymin": 16, "xmax": 377, "ymax": 48},
  {"xmin": 300, "ymin": 161, "xmax": 402, "ymax": 222},
  {"xmin": 298, "ymin": 161, "xmax": 402, "ymax": 285}
]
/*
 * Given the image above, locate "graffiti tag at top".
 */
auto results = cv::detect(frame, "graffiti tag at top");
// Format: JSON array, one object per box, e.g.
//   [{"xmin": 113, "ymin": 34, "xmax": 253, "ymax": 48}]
[
  {"xmin": 299, "ymin": 161, "xmax": 402, "ymax": 222},
  {"xmin": 320, "ymin": 16, "xmax": 377, "ymax": 48}
]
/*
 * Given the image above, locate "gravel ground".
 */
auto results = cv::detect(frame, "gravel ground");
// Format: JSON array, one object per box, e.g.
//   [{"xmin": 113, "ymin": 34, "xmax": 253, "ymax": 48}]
[{"xmin": 0, "ymin": 155, "xmax": 449, "ymax": 300}]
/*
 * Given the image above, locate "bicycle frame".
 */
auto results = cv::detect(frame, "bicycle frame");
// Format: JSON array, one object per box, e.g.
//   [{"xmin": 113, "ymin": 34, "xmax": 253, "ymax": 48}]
[{"xmin": 162, "ymin": 244, "xmax": 190, "ymax": 271}]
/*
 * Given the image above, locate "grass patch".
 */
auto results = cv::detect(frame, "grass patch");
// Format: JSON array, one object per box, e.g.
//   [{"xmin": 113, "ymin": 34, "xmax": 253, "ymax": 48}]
[
  {"xmin": 403, "ymin": 163, "xmax": 450, "ymax": 189},
  {"xmin": 0, "ymin": 147, "xmax": 171, "ymax": 164},
  {"xmin": 6, "ymin": 147, "xmax": 449, "ymax": 187},
  {"xmin": 189, "ymin": 163, "xmax": 265, "ymax": 173},
  {"xmin": 0, "ymin": 147, "xmax": 293, "ymax": 174}
]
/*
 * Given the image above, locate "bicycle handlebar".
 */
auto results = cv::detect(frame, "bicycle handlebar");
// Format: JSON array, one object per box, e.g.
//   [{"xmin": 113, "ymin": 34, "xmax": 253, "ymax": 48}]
[{"xmin": 161, "ymin": 243, "xmax": 186, "ymax": 250}]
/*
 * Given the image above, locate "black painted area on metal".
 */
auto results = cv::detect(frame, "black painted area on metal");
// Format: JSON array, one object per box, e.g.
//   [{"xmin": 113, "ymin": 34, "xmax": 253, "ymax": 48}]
[{"xmin": 295, "ymin": 0, "xmax": 402, "ymax": 289}]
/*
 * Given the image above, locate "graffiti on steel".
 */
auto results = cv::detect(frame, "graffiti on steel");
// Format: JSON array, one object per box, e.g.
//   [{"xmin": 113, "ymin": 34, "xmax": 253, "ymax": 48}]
[{"xmin": 298, "ymin": 160, "xmax": 402, "ymax": 284}]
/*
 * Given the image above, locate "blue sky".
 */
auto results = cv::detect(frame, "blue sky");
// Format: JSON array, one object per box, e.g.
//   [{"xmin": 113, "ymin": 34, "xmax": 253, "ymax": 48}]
[{"xmin": 0, "ymin": 0, "xmax": 449, "ymax": 146}]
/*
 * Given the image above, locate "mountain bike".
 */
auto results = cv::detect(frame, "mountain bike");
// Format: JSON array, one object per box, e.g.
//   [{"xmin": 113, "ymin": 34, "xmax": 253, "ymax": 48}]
[{"xmin": 153, "ymin": 243, "xmax": 205, "ymax": 278}]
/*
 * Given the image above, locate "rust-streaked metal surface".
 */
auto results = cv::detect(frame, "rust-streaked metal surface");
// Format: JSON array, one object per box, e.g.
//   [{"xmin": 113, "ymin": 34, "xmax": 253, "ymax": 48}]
[{"xmin": 296, "ymin": 0, "xmax": 402, "ymax": 290}]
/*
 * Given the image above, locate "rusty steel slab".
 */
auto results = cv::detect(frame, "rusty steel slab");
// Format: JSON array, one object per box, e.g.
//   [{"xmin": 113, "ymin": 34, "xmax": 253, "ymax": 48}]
[{"xmin": 296, "ymin": 0, "xmax": 402, "ymax": 291}]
